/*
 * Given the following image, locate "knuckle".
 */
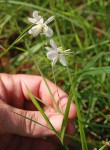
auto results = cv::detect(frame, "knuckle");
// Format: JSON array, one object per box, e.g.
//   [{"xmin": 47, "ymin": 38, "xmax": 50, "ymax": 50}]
[{"xmin": 25, "ymin": 112, "xmax": 38, "ymax": 136}]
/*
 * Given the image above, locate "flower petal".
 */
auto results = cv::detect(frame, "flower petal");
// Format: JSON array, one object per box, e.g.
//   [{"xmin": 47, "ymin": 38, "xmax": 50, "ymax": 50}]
[
  {"xmin": 32, "ymin": 11, "xmax": 44, "ymax": 24},
  {"xmin": 33, "ymin": 11, "xmax": 39, "ymax": 19},
  {"xmin": 50, "ymin": 39, "xmax": 57, "ymax": 49},
  {"xmin": 52, "ymin": 56, "xmax": 58, "ymax": 66},
  {"xmin": 59, "ymin": 54, "xmax": 67, "ymax": 66},
  {"xmin": 37, "ymin": 17, "xmax": 44, "ymax": 24},
  {"xmin": 45, "ymin": 16, "xmax": 55, "ymax": 24},
  {"xmin": 28, "ymin": 17, "xmax": 37, "ymax": 24},
  {"xmin": 46, "ymin": 51, "xmax": 58, "ymax": 60},
  {"xmin": 45, "ymin": 47, "xmax": 54, "ymax": 51},
  {"xmin": 28, "ymin": 25, "xmax": 41, "ymax": 36},
  {"xmin": 43, "ymin": 26, "xmax": 53, "ymax": 37}
]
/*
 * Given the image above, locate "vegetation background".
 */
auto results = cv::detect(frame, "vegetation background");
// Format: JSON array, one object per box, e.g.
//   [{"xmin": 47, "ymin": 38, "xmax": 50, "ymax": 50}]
[{"xmin": 0, "ymin": 0, "xmax": 110, "ymax": 149}]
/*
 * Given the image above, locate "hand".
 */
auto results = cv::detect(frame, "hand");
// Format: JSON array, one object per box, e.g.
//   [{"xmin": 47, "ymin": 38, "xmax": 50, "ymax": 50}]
[{"xmin": 0, "ymin": 74, "xmax": 76, "ymax": 150}]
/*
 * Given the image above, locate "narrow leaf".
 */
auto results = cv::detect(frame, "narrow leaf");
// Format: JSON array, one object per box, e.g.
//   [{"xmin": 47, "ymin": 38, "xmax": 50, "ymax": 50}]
[{"xmin": 26, "ymin": 86, "xmax": 61, "ymax": 138}]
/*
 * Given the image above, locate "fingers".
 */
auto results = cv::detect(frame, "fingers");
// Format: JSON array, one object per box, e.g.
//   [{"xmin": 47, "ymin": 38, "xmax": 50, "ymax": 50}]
[
  {"xmin": 0, "ymin": 100, "xmax": 63, "ymax": 137},
  {"xmin": 0, "ymin": 73, "xmax": 76, "ymax": 119},
  {"xmin": 13, "ymin": 74, "xmax": 77, "ymax": 119},
  {"xmin": 50, "ymin": 121, "xmax": 75, "ymax": 146}
]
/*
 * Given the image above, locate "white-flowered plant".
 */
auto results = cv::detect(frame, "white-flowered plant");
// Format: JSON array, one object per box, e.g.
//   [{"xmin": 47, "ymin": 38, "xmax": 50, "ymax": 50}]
[
  {"xmin": 45, "ymin": 39, "xmax": 71, "ymax": 66},
  {"xmin": 27, "ymin": 10, "xmax": 74, "ymax": 143},
  {"xmin": 28, "ymin": 11, "xmax": 54, "ymax": 37}
]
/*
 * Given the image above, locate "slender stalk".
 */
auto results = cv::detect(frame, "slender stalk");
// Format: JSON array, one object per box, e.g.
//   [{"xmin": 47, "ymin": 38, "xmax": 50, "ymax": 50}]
[
  {"xmin": 25, "ymin": 43, "xmax": 61, "ymax": 114},
  {"xmin": 49, "ymin": 0, "xmax": 62, "ymax": 46},
  {"xmin": 66, "ymin": 66, "xmax": 88, "ymax": 150},
  {"xmin": 52, "ymin": 65, "xmax": 63, "ymax": 113}
]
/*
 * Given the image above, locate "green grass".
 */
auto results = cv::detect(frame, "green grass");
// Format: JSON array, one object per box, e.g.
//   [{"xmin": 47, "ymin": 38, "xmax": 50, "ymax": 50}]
[{"xmin": 0, "ymin": 0, "xmax": 110, "ymax": 149}]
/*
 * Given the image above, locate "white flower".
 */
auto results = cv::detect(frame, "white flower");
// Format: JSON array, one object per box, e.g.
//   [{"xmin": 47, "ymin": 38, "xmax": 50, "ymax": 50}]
[
  {"xmin": 45, "ymin": 39, "xmax": 70, "ymax": 66},
  {"xmin": 28, "ymin": 11, "xmax": 54, "ymax": 37}
]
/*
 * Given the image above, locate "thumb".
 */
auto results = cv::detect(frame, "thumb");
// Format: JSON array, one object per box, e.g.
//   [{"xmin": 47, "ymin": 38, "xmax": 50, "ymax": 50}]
[{"xmin": 0, "ymin": 100, "xmax": 63, "ymax": 137}]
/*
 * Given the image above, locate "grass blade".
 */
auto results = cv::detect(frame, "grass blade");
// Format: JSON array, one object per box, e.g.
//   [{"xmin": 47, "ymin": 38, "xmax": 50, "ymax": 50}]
[
  {"xmin": 60, "ymin": 86, "xmax": 74, "ymax": 144},
  {"xmin": 99, "ymin": 141, "xmax": 110, "ymax": 150},
  {"xmin": 26, "ymin": 86, "xmax": 61, "ymax": 139},
  {"xmin": 0, "ymin": 24, "xmax": 32, "ymax": 58},
  {"xmin": 11, "ymin": 110, "xmax": 50, "ymax": 130}
]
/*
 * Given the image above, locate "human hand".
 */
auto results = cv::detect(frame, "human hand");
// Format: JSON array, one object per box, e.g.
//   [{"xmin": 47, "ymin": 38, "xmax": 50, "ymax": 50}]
[{"xmin": 0, "ymin": 74, "xmax": 76, "ymax": 150}]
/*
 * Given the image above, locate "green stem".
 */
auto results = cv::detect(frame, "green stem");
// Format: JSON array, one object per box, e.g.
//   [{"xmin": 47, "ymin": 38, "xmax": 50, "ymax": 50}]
[
  {"xmin": 52, "ymin": 65, "xmax": 62, "ymax": 113},
  {"xmin": 66, "ymin": 66, "xmax": 88, "ymax": 150}
]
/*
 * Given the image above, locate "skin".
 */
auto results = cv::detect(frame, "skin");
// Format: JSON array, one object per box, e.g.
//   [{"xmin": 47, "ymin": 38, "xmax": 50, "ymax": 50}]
[{"xmin": 0, "ymin": 73, "xmax": 77, "ymax": 150}]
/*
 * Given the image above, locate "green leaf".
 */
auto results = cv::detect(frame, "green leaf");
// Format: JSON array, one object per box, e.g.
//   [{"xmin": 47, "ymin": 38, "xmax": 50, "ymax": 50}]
[
  {"xmin": 11, "ymin": 110, "xmax": 50, "ymax": 130},
  {"xmin": 26, "ymin": 86, "xmax": 61, "ymax": 139},
  {"xmin": 60, "ymin": 86, "xmax": 74, "ymax": 144},
  {"xmin": 0, "ymin": 24, "xmax": 32, "ymax": 58}
]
